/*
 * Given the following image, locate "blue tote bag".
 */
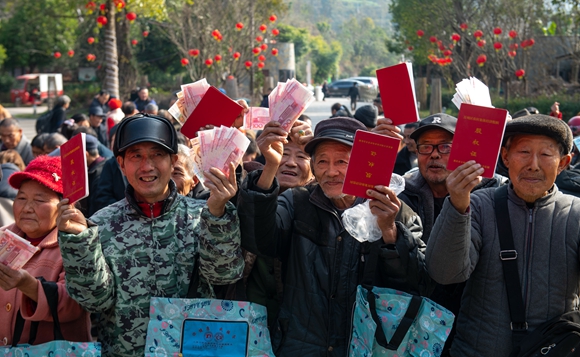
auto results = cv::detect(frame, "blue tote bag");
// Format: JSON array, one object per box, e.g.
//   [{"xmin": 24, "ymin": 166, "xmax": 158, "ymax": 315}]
[
  {"xmin": 349, "ymin": 285, "xmax": 455, "ymax": 357},
  {"xmin": 145, "ymin": 297, "xmax": 274, "ymax": 357}
]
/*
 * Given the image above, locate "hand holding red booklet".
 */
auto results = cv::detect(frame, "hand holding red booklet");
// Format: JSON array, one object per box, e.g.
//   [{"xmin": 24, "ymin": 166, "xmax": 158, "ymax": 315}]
[
  {"xmin": 60, "ymin": 133, "xmax": 89, "ymax": 204},
  {"xmin": 342, "ymin": 130, "xmax": 401, "ymax": 199},
  {"xmin": 376, "ymin": 62, "xmax": 420, "ymax": 125},
  {"xmin": 446, "ymin": 103, "xmax": 508, "ymax": 178}
]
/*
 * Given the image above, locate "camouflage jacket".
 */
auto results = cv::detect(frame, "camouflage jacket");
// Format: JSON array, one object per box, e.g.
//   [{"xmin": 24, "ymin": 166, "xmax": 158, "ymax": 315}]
[{"xmin": 58, "ymin": 182, "xmax": 244, "ymax": 357}]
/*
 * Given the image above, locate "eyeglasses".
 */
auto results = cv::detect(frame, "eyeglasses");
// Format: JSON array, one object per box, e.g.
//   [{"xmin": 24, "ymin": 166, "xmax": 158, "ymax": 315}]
[{"xmin": 416, "ymin": 143, "xmax": 452, "ymax": 155}]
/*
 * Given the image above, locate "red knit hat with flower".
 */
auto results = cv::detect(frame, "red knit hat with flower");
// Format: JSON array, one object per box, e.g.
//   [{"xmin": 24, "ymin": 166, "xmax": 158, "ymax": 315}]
[
  {"xmin": 108, "ymin": 98, "xmax": 122, "ymax": 110},
  {"xmin": 9, "ymin": 156, "xmax": 63, "ymax": 194}
]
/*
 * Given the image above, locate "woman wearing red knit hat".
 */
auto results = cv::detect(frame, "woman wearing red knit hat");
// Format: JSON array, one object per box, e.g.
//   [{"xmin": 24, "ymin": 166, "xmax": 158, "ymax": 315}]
[
  {"xmin": 0, "ymin": 155, "xmax": 91, "ymax": 346},
  {"xmin": 106, "ymin": 98, "xmax": 124, "ymax": 135}
]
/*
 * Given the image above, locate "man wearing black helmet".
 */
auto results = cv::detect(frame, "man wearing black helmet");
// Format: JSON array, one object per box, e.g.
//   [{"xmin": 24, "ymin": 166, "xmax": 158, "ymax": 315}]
[{"xmin": 56, "ymin": 114, "xmax": 244, "ymax": 357}]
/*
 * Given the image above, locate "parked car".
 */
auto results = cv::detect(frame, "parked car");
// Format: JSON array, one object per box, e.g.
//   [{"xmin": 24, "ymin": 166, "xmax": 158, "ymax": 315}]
[
  {"xmin": 326, "ymin": 79, "xmax": 377, "ymax": 100},
  {"xmin": 347, "ymin": 76, "xmax": 379, "ymax": 90}
]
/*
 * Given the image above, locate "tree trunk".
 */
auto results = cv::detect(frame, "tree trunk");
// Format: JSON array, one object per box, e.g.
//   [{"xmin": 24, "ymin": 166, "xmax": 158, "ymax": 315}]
[
  {"xmin": 104, "ymin": 0, "xmax": 119, "ymax": 98},
  {"xmin": 430, "ymin": 78, "xmax": 442, "ymax": 114},
  {"xmin": 116, "ymin": 15, "xmax": 138, "ymax": 98}
]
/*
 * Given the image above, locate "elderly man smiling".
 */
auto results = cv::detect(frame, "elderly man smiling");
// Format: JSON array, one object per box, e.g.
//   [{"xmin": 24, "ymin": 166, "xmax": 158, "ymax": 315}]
[{"xmin": 426, "ymin": 114, "xmax": 580, "ymax": 356}]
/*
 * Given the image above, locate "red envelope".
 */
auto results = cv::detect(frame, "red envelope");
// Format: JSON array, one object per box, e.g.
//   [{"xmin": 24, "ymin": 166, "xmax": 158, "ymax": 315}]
[
  {"xmin": 377, "ymin": 62, "xmax": 420, "ymax": 125},
  {"xmin": 342, "ymin": 130, "xmax": 401, "ymax": 199},
  {"xmin": 180, "ymin": 86, "xmax": 244, "ymax": 139},
  {"xmin": 60, "ymin": 133, "xmax": 89, "ymax": 204},
  {"xmin": 447, "ymin": 103, "xmax": 508, "ymax": 178}
]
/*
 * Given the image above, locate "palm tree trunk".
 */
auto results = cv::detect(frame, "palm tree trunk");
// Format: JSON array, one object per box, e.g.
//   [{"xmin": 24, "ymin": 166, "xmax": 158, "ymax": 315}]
[{"xmin": 104, "ymin": 0, "xmax": 119, "ymax": 98}]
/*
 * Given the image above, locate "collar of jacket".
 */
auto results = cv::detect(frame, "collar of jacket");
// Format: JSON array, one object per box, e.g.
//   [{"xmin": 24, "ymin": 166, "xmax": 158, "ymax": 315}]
[
  {"xmin": 507, "ymin": 182, "xmax": 559, "ymax": 209},
  {"xmin": 125, "ymin": 179, "xmax": 179, "ymax": 218},
  {"xmin": 307, "ymin": 183, "xmax": 365, "ymax": 215}
]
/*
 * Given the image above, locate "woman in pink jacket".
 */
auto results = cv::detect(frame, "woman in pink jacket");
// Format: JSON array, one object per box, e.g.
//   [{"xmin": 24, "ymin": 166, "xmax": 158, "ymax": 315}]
[{"xmin": 0, "ymin": 155, "xmax": 91, "ymax": 346}]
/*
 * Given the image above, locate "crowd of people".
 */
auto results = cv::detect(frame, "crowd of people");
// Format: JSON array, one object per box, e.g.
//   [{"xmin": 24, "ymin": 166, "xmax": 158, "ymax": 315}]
[{"xmin": 0, "ymin": 87, "xmax": 579, "ymax": 357}]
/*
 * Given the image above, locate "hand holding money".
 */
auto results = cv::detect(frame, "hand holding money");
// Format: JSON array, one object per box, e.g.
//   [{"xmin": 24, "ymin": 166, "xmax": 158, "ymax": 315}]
[
  {"xmin": 290, "ymin": 120, "xmax": 313, "ymax": 145},
  {"xmin": 0, "ymin": 263, "xmax": 38, "ymax": 301},
  {"xmin": 204, "ymin": 162, "xmax": 238, "ymax": 218}
]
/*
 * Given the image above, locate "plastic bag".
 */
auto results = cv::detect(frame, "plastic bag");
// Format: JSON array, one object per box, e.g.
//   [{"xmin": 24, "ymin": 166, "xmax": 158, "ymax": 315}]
[{"xmin": 342, "ymin": 174, "xmax": 406, "ymax": 243}]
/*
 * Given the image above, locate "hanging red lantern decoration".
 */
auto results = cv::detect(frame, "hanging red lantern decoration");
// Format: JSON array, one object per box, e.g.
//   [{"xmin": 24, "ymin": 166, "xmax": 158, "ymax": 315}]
[
  {"xmin": 245, "ymin": 60, "xmax": 253, "ymax": 69},
  {"xmin": 97, "ymin": 15, "xmax": 108, "ymax": 27},
  {"xmin": 515, "ymin": 69, "xmax": 525, "ymax": 79},
  {"xmin": 211, "ymin": 30, "xmax": 223, "ymax": 42},
  {"xmin": 493, "ymin": 42, "xmax": 503, "ymax": 51},
  {"xmin": 205, "ymin": 58, "xmax": 213, "ymax": 67},
  {"xmin": 493, "ymin": 27, "xmax": 502, "ymax": 36},
  {"xmin": 99, "ymin": 3, "xmax": 106, "ymax": 13},
  {"xmin": 85, "ymin": 1, "xmax": 97, "ymax": 14},
  {"xmin": 126, "ymin": 12, "xmax": 137, "ymax": 23},
  {"xmin": 260, "ymin": 44, "xmax": 268, "ymax": 51},
  {"xmin": 214, "ymin": 54, "xmax": 222, "ymax": 63},
  {"xmin": 272, "ymin": 28, "xmax": 280, "ymax": 36},
  {"xmin": 86, "ymin": 54, "xmax": 96, "ymax": 62},
  {"xmin": 258, "ymin": 62, "xmax": 265, "ymax": 69},
  {"xmin": 476, "ymin": 54, "xmax": 487, "ymax": 66},
  {"xmin": 252, "ymin": 47, "xmax": 261, "ymax": 55},
  {"xmin": 188, "ymin": 49, "xmax": 200, "ymax": 57},
  {"xmin": 87, "ymin": 37, "xmax": 95, "ymax": 45},
  {"xmin": 131, "ymin": 39, "xmax": 138, "ymax": 46},
  {"xmin": 256, "ymin": 36, "xmax": 263, "ymax": 42},
  {"xmin": 427, "ymin": 54, "xmax": 437, "ymax": 63},
  {"xmin": 509, "ymin": 43, "xmax": 519, "ymax": 50},
  {"xmin": 438, "ymin": 44, "xmax": 446, "ymax": 51},
  {"xmin": 443, "ymin": 49, "xmax": 452, "ymax": 57},
  {"xmin": 53, "ymin": 52, "xmax": 62, "ymax": 59},
  {"xmin": 508, "ymin": 51, "xmax": 517, "ymax": 58},
  {"xmin": 67, "ymin": 50, "xmax": 75, "ymax": 57},
  {"xmin": 460, "ymin": 23, "xmax": 468, "ymax": 31},
  {"xmin": 521, "ymin": 39, "xmax": 535, "ymax": 49},
  {"xmin": 233, "ymin": 52, "xmax": 241, "ymax": 60},
  {"xmin": 416, "ymin": 29, "xmax": 424, "ymax": 38},
  {"xmin": 142, "ymin": 31, "xmax": 149, "ymax": 37},
  {"xmin": 509, "ymin": 30, "xmax": 517, "ymax": 39},
  {"xmin": 477, "ymin": 39, "xmax": 486, "ymax": 47},
  {"xmin": 235, "ymin": 22, "xmax": 244, "ymax": 31},
  {"xmin": 259, "ymin": 24, "xmax": 267, "ymax": 33},
  {"xmin": 429, "ymin": 36, "xmax": 437, "ymax": 43},
  {"xmin": 181, "ymin": 58, "xmax": 189, "ymax": 66},
  {"xmin": 114, "ymin": 0, "xmax": 125, "ymax": 10},
  {"xmin": 474, "ymin": 30, "xmax": 484, "ymax": 40},
  {"xmin": 258, "ymin": 54, "xmax": 266, "ymax": 62},
  {"xmin": 451, "ymin": 33, "xmax": 461, "ymax": 44},
  {"xmin": 528, "ymin": 38, "xmax": 535, "ymax": 47},
  {"xmin": 269, "ymin": 14, "xmax": 277, "ymax": 23},
  {"xmin": 408, "ymin": 46, "xmax": 414, "ymax": 51},
  {"xmin": 271, "ymin": 48, "xmax": 278, "ymax": 56}
]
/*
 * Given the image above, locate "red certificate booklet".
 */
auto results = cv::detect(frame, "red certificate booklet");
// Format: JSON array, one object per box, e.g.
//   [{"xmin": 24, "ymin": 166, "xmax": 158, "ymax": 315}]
[
  {"xmin": 376, "ymin": 62, "xmax": 420, "ymax": 125},
  {"xmin": 60, "ymin": 133, "xmax": 89, "ymax": 204},
  {"xmin": 447, "ymin": 103, "xmax": 508, "ymax": 178},
  {"xmin": 181, "ymin": 86, "xmax": 244, "ymax": 139},
  {"xmin": 342, "ymin": 130, "xmax": 401, "ymax": 199}
]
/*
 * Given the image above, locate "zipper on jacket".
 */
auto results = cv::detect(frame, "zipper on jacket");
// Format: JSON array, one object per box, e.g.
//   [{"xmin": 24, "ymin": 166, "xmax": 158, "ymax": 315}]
[{"xmin": 522, "ymin": 208, "xmax": 533, "ymax": 311}]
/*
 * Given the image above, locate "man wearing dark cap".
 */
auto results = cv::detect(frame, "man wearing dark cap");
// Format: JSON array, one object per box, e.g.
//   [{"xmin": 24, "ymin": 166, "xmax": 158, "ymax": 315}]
[
  {"xmin": 88, "ymin": 106, "xmax": 108, "ymax": 146},
  {"xmin": 426, "ymin": 114, "xmax": 580, "ymax": 356},
  {"xmin": 353, "ymin": 104, "xmax": 378, "ymax": 129},
  {"xmin": 57, "ymin": 114, "xmax": 244, "ymax": 357},
  {"xmin": 238, "ymin": 117, "xmax": 431, "ymax": 356}
]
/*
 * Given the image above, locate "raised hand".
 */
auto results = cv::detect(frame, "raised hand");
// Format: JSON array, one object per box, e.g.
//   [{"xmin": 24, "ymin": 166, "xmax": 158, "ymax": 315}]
[
  {"xmin": 57, "ymin": 199, "xmax": 88, "ymax": 235},
  {"xmin": 447, "ymin": 160, "xmax": 484, "ymax": 214},
  {"xmin": 366, "ymin": 185, "xmax": 401, "ymax": 244},
  {"xmin": 204, "ymin": 162, "xmax": 238, "ymax": 217},
  {"xmin": 372, "ymin": 117, "xmax": 404, "ymax": 140}
]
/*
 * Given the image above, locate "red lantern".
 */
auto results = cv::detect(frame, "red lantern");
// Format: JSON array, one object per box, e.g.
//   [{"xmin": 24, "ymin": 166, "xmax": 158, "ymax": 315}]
[
  {"xmin": 493, "ymin": 27, "xmax": 502, "ymax": 36},
  {"xmin": 236, "ymin": 22, "xmax": 244, "ymax": 31},
  {"xmin": 528, "ymin": 38, "xmax": 535, "ymax": 46},
  {"xmin": 233, "ymin": 52, "xmax": 241, "ymax": 60},
  {"xmin": 476, "ymin": 54, "xmax": 487, "ymax": 67},
  {"xmin": 212, "ymin": 30, "xmax": 223, "ymax": 42},
  {"xmin": 188, "ymin": 49, "xmax": 200, "ymax": 57},
  {"xmin": 269, "ymin": 14, "xmax": 277, "ymax": 23},
  {"xmin": 408, "ymin": 46, "xmax": 414, "ymax": 51},
  {"xmin": 181, "ymin": 58, "xmax": 189, "ymax": 66},
  {"xmin": 477, "ymin": 40, "xmax": 486, "ymax": 47},
  {"xmin": 256, "ymin": 36, "xmax": 263, "ymax": 42},
  {"xmin": 97, "ymin": 15, "xmax": 108, "ymax": 27},
  {"xmin": 474, "ymin": 30, "xmax": 483, "ymax": 40},
  {"xmin": 257, "ymin": 62, "xmax": 265, "ymax": 69},
  {"xmin": 443, "ymin": 49, "xmax": 452, "ymax": 57},
  {"xmin": 142, "ymin": 31, "xmax": 149, "ymax": 37},
  {"xmin": 85, "ymin": 1, "xmax": 96, "ymax": 14},
  {"xmin": 451, "ymin": 33, "xmax": 461, "ymax": 43},
  {"xmin": 53, "ymin": 52, "xmax": 61, "ymax": 59},
  {"xmin": 509, "ymin": 43, "xmax": 519, "ymax": 50},
  {"xmin": 86, "ymin": 54, "xmax": 96, "ymax": 62},
  {"xmin": 126, "ymin": 12, "xmax": 137, "ymax": 23},
  {"xmin": 515, "ymin": 69, "xmax": 525, "ymax": 79},
  {"xmin": 508, "ymin": 51, "xmax": 517, "ymax": 58},
  {"xmin": 245, "ymin": 60, "xmax": 253, "ymax": 69},
  {"xmin": 429, "ymin": 36, "xmax": 437, "ymax": 43},
  {"xmin": 438, "ymin": 44, "xmax": 446, "ymax": 51},
  {"xmin": 493, "ymin": 42, "xmax": 503, "ymax": 51},
  {"xmin": 214, "ymin": 54, "xmax": 222, "ymax": 63},
  {"xmin": 460, "ymin": 23, "xmax": 468, "ymax": 31},
  {"xmin": 272, "ymin": 28, "xmax": 280, "ymax": 36},
  {"xmin": 205, "ymin": 58, "xmax": 213, "ymax": 67},
  {"xmin": 259, "ymin": 24, "xmax": 267, "ymax": 33},
  {"xmin": 427, "ymin": 54, "xmax": 437, "ymax": 63},
  {"xmin": 99, "ymin": 3, "xmax": 106, "ymax": 13},
  {"xmin": 258, "ymin": 55, "xmax": 266, "ymax": 62},
  {"xmin": 416, "ymin": 29, "xmax": 424, "ymax": 38},
  {"xmin": 509, "ymin": 30, "xmax": 517, "ymax": 39},
  {"xmin": 260, "ymin": 44, "xmax": 268, "ymax": 51},
  {"xmin": 87, "ymin": 37, "xmax": 95, "ymax": 45},
  {"xmin": 113, "ymin": 0, "xmax": 125, "ymax": 10},
  {"xmin": 67, "ymin": 50, "xmax": 75, "ymax": 57},
  {"xmin": 131, "ymin": 39, "xmax": 138, "ymax": 46},
  {"xmin": 271, "ymin": 48, "xmax": 278, "ymax": 56},
  {"xmin": 252, "ymin": 47, "xmax": 261, "ymax": 55}
]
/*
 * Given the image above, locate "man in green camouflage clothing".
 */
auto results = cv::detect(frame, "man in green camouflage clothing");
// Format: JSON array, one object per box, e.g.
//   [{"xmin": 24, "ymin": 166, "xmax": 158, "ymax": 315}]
[{"xmin": 56, "ymin": 114, "xmax": 244, "ymax": 357}]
